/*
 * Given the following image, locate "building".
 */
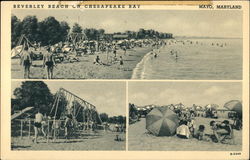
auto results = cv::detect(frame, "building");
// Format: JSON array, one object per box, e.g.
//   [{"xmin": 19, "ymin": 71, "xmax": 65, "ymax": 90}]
[{"xmin": 113, "ymin": 34, "xmax": 129, "ymax": 40}]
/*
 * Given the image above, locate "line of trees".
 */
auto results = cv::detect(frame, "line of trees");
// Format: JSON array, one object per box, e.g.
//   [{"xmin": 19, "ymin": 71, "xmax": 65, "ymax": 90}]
[
  {"xmin": 99, "ymin": 113, "xmax": 126, "ymax": 124},
  {"xmin": 11, "ymin": 15, "xmax": 70, "ymax": 48},
  {"xmin": 11, "ymin": 14, "xmax": 173, "ymax": 48},
  {"xmin": 118, "ymin": 29, "xmax": 173, "ymax": 39}
]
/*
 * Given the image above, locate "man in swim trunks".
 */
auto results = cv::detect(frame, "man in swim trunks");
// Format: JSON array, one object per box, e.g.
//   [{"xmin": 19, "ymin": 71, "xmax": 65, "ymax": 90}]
[
  {"xmin": 43, "ymin": 46, "xmax": 55, "ymax": 79},
  {"xmin": 33, "ymin": 109, "xmax": 44, "ymax": 143},
  {"xmin": 20, "ymin": 44, "xmax": 32, "ymax": 79}
]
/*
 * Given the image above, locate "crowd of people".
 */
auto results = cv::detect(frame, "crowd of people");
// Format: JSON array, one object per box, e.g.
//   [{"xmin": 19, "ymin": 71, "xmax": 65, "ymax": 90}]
[
  {"xmin": 18, "ymin": 38, "xmax": 167, "ymax": 79},
  {"xmin": 31, "ymin": 109, "xmax": 124, "ymax": 143},
  {"xmin": 175, "ymin": 114, "xmax": 235, "ymax": 145}
]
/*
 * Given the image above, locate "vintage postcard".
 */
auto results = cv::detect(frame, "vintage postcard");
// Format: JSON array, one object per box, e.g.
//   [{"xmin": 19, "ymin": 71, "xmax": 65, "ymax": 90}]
[{"xmin": 1, "ymin": 1, "xmax": 249, "ymax": 160}]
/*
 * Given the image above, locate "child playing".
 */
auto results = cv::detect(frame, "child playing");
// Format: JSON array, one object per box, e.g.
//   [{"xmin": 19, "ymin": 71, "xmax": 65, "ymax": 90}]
[{"xmin": 196, "ymin": 125, "xmax": 205, "ymax": 140}]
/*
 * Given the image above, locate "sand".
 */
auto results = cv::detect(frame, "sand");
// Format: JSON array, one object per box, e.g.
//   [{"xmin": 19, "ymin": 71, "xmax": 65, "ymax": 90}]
[
  {"xmin": 11, "ymin": 47, "xmax": 152, "ymax": 79},
  {"xmin": 12, "ymin": 130, "xmax": 125, "ymax": 150},
  {"xmin": 128, "ymin": 117, "xmax": 242, "ymax": 151}
]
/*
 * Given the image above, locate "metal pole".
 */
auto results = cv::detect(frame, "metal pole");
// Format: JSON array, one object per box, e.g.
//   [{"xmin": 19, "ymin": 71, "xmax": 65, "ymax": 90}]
[
  {"xmin": 47, "ymin": 120, "xmax": 50, "ymax": 143},
  {"xmin": 20, "ymin": 120, "xmax": 23, "ymax": 139},
  {"xmin": 28, "ymin": 119, "xmax": 31, "ymax": 138}
]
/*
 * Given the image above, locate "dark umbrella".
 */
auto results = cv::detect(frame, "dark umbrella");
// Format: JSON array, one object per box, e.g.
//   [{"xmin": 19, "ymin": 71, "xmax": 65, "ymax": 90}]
[
  {"xmin": 224, "ymin": 100, "xmax": 242, "ymax": 115},
  {"xmin": 146, "ymin": 107, "xmax": 179, "ymax": 136}
]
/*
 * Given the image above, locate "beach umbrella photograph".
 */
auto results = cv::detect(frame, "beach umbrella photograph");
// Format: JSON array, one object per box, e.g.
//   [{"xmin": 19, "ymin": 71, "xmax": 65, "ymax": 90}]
[
  {"xmin": 224, "ymin": 100, "xmax": 242, "ymax": 115},
  {"xmin": 146, "ymin": 107, "xmax": 179, "ymax": 136}
]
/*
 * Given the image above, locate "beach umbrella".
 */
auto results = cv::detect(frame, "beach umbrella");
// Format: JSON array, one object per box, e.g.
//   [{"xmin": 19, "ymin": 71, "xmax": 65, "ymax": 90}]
[
  {"xmin": 146, "ymin": 107, "xmax": 179, "ymax": 136},
  {"xmin": 11, "ymin": 45, "xmax": 23, "ymax": 58},
  {"xmin": 224, "ymin": 100, "xmax": 242, "ymax": 115}
]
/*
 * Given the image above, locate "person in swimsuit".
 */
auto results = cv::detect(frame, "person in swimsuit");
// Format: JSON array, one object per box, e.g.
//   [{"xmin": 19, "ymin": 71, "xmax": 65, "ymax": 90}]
[
  {"xmin": 33, "ymin": 109, "xmax": 44, "ymax": 143},
  {"xmin": 196, "ymin": 125, "xmax": 205, "ymax": 140},
  {"xmin": 119, "ymin": 56, "xmax": 124, "ymax": 70},
  {"xmin": 43, "ymin": 47, "xmax": 55, "ymax": 79},
  {"xmin": 210, "ymin": 120, "xmax": 233, "ymax": 143},
  {"xmin": 20, "ymin": 44, "xmax": 32, "ymax": 79},
  {"xmin": 122, "ymin": 46, "xmax": 127, "ymax": 55},
  {"xmin": 64, "ymin": 114, "xmax": 73, "ymax": 139},
  {"xmin": 113, "ymin": 46, "xmax": 117, "ymax": 58},
  {"xmin": 93, "ymin": 55, "xmax": 102, "ymax": 65}
]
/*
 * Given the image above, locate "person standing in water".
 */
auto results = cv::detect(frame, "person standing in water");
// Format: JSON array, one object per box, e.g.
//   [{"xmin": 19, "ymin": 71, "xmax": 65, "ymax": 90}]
[
  {"xmin": 43, "ymin": 46, "xmax": 55, "ymax": 79},
  {"xmin": 20, "ymin": 44, "xmax": 32, "ymax": 79}
]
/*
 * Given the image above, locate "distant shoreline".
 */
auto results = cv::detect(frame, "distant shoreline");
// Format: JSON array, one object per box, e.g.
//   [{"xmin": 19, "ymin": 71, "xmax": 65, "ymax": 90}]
[{"xmin": 174, "ymin": 37, "xmax": 242, "ymax": 40}]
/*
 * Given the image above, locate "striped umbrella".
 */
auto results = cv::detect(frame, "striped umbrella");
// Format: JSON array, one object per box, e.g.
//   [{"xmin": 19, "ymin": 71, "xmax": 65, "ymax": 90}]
[
  {"xmin": 224, "ymin": 100, "xmax": 242, "ymax": 115},
  {"xmin": 146, "ymin": 107, "xmax": 179, "ymax": 136}
]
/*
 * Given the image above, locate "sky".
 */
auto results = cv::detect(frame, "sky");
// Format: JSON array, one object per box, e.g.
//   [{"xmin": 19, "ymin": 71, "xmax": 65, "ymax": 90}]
[
  {"xmin": 12, "ymin": 81, "xmax": 126, "ymax": 116},
  {"xmin": 12, "ymin": 9, "xmax": 242, "ymax": 38},
  {"xmin": 128, "ymin": 82, "xmax": 242, "ymax": 108}
]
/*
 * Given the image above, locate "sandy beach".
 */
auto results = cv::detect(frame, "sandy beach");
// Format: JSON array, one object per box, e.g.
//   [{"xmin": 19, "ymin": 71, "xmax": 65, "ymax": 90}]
[
  {"xmin": 128, "ymin": 117, "xmax": 242, "ymax": 151},
  {"xmin": 11, "ymin": 47, "xmax": 152, "ymax": 79},
  {"xmin": 12, "ymin": 130, "xmax": 125, "ymax": 150}
]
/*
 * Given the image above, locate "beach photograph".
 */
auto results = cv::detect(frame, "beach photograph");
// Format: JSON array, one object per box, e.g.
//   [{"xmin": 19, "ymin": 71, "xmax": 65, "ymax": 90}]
[
  {"xmin": 128, "ymin": 82, "xmax": 242, "ymax": 151},
  {"xmin": 11, "ymin": 10, "xmax": 242, "ymax": 79},
  {"xmin": 11, "ymin": 81, "xmax": 126, "ymax": 150}
]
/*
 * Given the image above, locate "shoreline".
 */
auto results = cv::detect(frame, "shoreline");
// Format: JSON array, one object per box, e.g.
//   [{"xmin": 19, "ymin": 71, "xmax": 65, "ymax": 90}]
[{"xmin": 11, "ymin": 46, "xmax": 153, "ymax": 79}]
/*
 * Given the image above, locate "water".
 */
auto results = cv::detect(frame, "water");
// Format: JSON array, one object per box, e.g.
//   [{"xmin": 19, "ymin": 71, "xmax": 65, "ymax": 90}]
[{"xmin": 132, "ymin": 39, "xmax": 242, "ymax": 80}]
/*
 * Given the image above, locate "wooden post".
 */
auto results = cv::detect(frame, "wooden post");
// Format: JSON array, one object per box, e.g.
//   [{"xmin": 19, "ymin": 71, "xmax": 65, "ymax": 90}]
[
  {"xmin": 20, "ymin": 120, "xmax": 23, "ymax": 139},
  {"xmin": 47, "ymin": 120, "xmax": 50, "ymax": 143},
  {"xmin": 53, "ymin": 120, "xmax": 56, "ymax": 141},
  {"xmin": 28, "ymin": 119, "xmax": 31, "ymax": 138}
]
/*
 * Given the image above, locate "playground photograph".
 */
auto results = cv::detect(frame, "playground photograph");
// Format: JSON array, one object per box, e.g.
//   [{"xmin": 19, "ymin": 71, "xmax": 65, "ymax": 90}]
[
  {"xmin": 11, "ymin": 9, "xmax": 242, "ymax": 80},
  {"xmin": 11, "ymin": 81, "xmax": 126, "ymax": 150},
  {"xmin": 128, "ymin": 82, "xmax": 242, "ymax": 151}
]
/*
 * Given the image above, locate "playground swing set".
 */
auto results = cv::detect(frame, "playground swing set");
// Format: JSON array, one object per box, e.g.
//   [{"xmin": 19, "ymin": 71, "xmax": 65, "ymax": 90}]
[{"xmin": 11, "ymin": 87, "xmax": 103, "ymax": 143}]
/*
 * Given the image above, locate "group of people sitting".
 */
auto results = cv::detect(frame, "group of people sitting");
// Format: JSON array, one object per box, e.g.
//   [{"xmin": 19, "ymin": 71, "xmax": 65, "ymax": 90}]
[
  {"xmin": 175, "ymin": 117, "xmax": 235, "ymax": 144},
  {"xmin": 93, "ymin": 55, "xmax": 124, "ymax": 70}
]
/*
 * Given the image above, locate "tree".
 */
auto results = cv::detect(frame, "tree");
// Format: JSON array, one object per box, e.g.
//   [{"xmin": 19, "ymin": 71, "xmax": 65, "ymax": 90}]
[
  {"xmin": 12, "ymin": 81, "xmax": 54, "ymax": 114},
  {"xmin": 11, "ymin": 15, "xmax": 23, "ymax": 48},
  {"xmin": 84, "ymin": 28, "xmax": 99, "ymax": 40},
  {"xmin": 37, "ymin": 16, "xmax": 64, "ymax": 45},
  {"xmin": 117, "ymin": 115, "xmax": 125, "ymax": 124},
  {"xmin": 60, "ymin": 21, "xmax": 70, "ymax": 42},
  {"xmin": 97, "ymin": 29, "xmax": 105, "ymax": 40},
  {"xmin": 100, "ymin": 113, "xmax": 109, "ymax": 122},
  {"xmin": 21, "ymin": 16, "xmax": 39, "ymax": 43},
  {"xmin": 72, "ymin": 23, "xmax": 82, "ymax": 33},
  {"xmin": 137, "ymin": 28, "xmax": 145, "ymax": 39}
]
